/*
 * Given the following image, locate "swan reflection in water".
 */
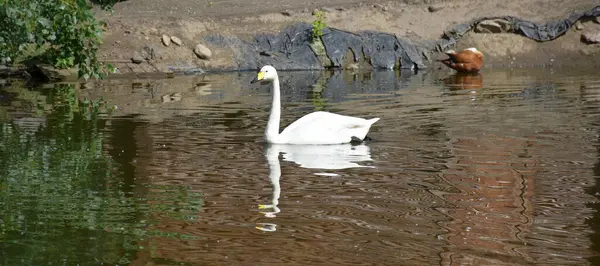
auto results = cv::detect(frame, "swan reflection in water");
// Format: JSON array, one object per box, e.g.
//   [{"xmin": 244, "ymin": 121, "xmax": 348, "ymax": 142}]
[{"xmin": 255, "ymin": 143, "xmax": 374, "ymax": 232}]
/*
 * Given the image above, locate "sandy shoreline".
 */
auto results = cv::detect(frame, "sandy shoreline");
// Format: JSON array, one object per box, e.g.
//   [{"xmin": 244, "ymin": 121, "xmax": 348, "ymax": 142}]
[{"xmin": 6, "ymin": 0, "xmax": 600, "ymax": 80}]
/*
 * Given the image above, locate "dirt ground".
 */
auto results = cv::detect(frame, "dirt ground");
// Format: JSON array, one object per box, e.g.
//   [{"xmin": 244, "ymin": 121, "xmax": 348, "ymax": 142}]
[{"xmin": 95, "ymin": 0, "xmax": 600, "ymax": 73}]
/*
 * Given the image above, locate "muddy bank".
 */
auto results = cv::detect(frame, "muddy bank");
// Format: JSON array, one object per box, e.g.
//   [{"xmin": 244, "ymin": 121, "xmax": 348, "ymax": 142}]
[
  {"xmin": 95, "ymin": 0, "xmax": 600, "ymax": 76},
  {"xmin": 3, "ymin": 0, "xmax": 600, "ymax": 81}
]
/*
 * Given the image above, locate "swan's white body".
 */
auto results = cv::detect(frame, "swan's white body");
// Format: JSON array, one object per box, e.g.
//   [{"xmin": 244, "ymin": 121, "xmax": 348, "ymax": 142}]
[{"xmin": 251, "ymin": 65, "xmax": 380, "ymax": 145}]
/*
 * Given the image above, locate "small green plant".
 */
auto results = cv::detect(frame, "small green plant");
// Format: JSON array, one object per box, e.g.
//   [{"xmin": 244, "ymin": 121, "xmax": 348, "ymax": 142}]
[{"xmin": 311, "ymin": 10, "xmax": 327, "ymax": 41}]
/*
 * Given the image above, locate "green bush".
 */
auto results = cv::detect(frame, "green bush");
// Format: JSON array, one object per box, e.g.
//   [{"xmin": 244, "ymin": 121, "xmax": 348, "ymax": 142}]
[{"xmin": 0, "ymin": 0, "xmax": 117, "ymax": 79}]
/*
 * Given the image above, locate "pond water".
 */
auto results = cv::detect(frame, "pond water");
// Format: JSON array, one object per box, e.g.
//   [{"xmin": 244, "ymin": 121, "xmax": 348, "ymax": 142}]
[{"xmin": 1, "ymin": 67, "xmax": 600, "ymax": 265}]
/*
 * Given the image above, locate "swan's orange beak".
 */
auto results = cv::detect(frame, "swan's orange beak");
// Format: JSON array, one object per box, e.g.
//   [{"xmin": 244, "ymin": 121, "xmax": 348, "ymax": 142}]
[{"xmin": 250, "ymin": 71, "xmax": 265, "ymax": 84}]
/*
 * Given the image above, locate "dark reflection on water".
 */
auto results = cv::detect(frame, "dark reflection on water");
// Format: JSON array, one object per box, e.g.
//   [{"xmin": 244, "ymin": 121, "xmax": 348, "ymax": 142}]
[{"xmin": 1, "ymin": 68, "xmax": 600, "ymax": 265}]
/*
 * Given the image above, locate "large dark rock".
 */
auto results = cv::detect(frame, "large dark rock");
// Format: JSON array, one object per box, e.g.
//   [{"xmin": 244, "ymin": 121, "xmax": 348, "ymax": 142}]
[
  {"xmin": 185, "ymin": 5, "xmax": 600, "ymax": 72},
  {"xmin": 204, "ymin": 22, "xmax": 430, "ymax": 71}
]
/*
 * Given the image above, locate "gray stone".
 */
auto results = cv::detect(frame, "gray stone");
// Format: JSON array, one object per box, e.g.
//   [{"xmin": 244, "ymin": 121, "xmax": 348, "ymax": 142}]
[
  {"xmin": 161, "ymin": 35, "xmax": 171, "ymax": 46},
  {"xmin": 141, "ymin": 46, "xmax": 157, "ymax": 60},
  {"xmin": 194, "ymin": 44, "xmax": 212, "ymax": 59},
  {"xmin": 575, "ymin": 21, "xmax": 584, "ymax": 31},
  {"xmin": 321, "ymin": 7, "xmax": 334, "ymax": 13},
  {"xmin": 428, "ymin": 5, "xmax": 444, "ymax": 12},
  {"xmin": 382, "ymin": 6, "xmax": 388, "ymax": 11},
  {"xmin": 171, "ymin": 36, "xmax": 182, "ymax": 46},
  {"xmin": 281, "ymin": 10, "xmax": 292, "ymax": 16},
  {"xmin": 582, "ymin": 31, "xmax": 600, "ymax": 44},
  {"xmin": 131, "ymin": 51, "xmax": 144, "ymax": 64}
]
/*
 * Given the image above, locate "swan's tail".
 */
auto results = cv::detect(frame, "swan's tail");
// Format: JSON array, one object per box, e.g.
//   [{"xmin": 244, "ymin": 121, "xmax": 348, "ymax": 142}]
[{"xmin": 367, "ymin": 118, "xmax": 380, "ymax": 125}]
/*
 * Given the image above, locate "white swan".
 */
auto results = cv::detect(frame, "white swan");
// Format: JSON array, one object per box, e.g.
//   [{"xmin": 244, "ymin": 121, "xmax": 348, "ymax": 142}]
[{"xmin": 250, "ymin": 65, "xmax": 380, "ymax": 145}]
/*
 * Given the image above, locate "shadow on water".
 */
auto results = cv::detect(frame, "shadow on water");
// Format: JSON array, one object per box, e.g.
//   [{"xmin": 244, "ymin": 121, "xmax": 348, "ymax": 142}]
[{"xmin": 1, "ymin": 67, "xmax": 600, "ymax": 265}]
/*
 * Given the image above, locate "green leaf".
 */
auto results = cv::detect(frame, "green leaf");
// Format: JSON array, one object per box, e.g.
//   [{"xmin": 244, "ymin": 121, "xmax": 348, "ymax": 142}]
[{"xmin": 37, "ymin": 17, "xmax": 51, "ymax": 27}]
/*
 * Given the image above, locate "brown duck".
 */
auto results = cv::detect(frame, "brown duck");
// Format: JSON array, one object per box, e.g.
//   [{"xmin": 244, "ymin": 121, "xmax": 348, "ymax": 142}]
[{"xmin": 440, "ymin": 47, "xmax": 484, "ymax": 73}]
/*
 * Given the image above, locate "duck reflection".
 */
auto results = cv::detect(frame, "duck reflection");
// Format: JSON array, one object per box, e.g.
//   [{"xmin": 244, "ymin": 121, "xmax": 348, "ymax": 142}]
[
  {"xmin": 255, "ymin": 143, "xmax": 374, "ymax": 232},
  {"xmin": 442, "ymin": 72, "xmax": 483, "ymax": 91}
]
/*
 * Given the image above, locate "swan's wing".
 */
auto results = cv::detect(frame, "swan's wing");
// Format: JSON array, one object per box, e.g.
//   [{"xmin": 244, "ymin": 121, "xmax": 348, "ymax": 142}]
[
  {"xmin": 279, "ymin": 111, "xmax": 379, "ymax": 143},
  {"xmin": 281, "ymin": 111, "xmax": 362, "ymax": 134}
]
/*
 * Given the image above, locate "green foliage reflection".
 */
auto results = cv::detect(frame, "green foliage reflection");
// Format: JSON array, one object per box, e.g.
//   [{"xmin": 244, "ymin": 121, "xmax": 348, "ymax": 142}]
[{"xmin": 0, "ymin": 83, "xmax": 202, "ymax": 265}]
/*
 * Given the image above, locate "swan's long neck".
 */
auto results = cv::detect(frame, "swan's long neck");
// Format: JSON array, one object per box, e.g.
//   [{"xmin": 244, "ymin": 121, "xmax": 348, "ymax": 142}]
[{"xmin": 265, "ymin": 76, "xmax": 281, "ymax": 141}]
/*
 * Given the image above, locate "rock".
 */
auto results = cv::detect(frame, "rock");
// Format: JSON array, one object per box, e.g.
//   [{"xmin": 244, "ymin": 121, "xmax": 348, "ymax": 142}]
[
  {"xmin": 595, "ymin": 16, "xmax": 600, "ymax": 24},
  {"xmin": 281, "ymin": 10, "xmax": 292, "ymax": 16},
  {"xmin": 194, "ymin": 44, "xmax": 212, "ymax": 59},
  {"xmin": 582, "ymin": 31, "xmax": 600, "ymax": 44},
  {"xmin": 382, "ymin": 6, "xmax": 388, "ymax": 11},
  {"xmin": 428, "ymin": 5, "xmax": 444, "ymax": 12},
  {"xmin": 321, "ymin": 7, "xmax": 334, "ymax": 13},
  {"xmin": 161, "ymin": 34, "xmax": 171, "ymax": 46},
  {"xmin": 150, "ymin": 27, "xmax": 158, "ymax": 33},
  {"xmin": 171, "ymin": 36, "xmax": 182, "ymax": 46},
  {"xmin": 161, "ymin": 94, "xmax": 171, "ymax": 103},
  {"xmin": 373, "ymin": 4, "xmax": 383, "ymax": 9},
  {"xmin": 141, "ymin": 46, "xmax": 157, "ymax": 60},
  {"xmin": 335, "ymin": 7, "xmax": 345, "ymax": 11},
  {"xmin": 575, "ymin": 21, "xmax": 584, "ymax": 31},
  {"xmin": 131, "ymin": 51, "xmax": 144, "ymax": 64},
  {"xmin": 475, "ymin": 20, "xmax": 503, "ymax": 33}
]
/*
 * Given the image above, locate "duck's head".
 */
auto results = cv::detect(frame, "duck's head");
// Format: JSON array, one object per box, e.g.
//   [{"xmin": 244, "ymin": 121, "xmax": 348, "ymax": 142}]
[{"xmin": 251, "ymin": 65, "xmax": 278, "ymax": 84}]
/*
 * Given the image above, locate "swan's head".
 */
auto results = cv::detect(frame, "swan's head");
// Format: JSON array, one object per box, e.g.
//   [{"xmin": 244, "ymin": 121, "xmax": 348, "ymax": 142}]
[{"xmin": 250, "ymin": 65, "xmax": 278, "ymax": 84}]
